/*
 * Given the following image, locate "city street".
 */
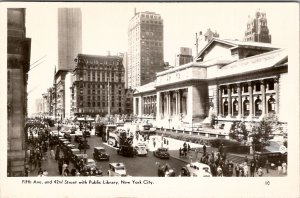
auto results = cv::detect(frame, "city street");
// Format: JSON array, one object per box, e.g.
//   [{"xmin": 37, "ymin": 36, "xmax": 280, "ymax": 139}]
[{"xmin": 29, "ymin": 126, "xmax": 188, "ymax": 177}]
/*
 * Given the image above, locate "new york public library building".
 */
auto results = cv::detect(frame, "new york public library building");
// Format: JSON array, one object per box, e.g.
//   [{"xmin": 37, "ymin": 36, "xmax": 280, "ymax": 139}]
[{"xmin": 133, "ymin": 38, "xmax": 288, "ymax": 137}]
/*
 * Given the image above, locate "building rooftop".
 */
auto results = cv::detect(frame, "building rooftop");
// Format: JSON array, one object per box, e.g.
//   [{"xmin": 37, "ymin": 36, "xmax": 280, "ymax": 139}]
[{"xmin": 208, "ymin": 48, "xmax": 287, "ymax": 79}]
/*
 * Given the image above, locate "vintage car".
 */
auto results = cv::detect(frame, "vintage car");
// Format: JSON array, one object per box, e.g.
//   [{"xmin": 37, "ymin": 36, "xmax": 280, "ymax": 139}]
[
  {"xmin": 74, "ymin": 135, "xmax": 83, "ymax": 143},
  {"xmin": 63, "ymin": 132, "xmax": 72, "ymax": 141},
  {"xmin": 70, "ymin": 126, "xmax": 77, "ymax": 134},
  {"xmin": 85, "ymin": 158, "xmax": 97, "ymax": 170},
  {"xmin": 153, "ymin": 148, "xmax": 170, "ymax": 159},
  {"xmin": 78, "ymin": 140, "xmax": 90, "ymax": 150},
  {"xmin": 117, "ymin": 145, "xmax": 137, "ymax": 157},
  {"xmin": 93, "ymin": 147, "xmax": 110, "ymax": 161},
  {"xmin": 74, "ymin": 153, "xmax": 88, "ymax": 164},
  {"xmin": 134, "ymin": 144, "xmax": 148, "ymax": 156},
  {"xmin": 69, "ymin": 148, "xmax": 81, "ymax": 162},
  {"xmin": 83, "ymin": 130, "xmax": 91, "ymax": 137},
  {"xmin": 136, "ymin": 142, "xmax": 149, "ymax": 151},
  {"xmin": 107, "ymin": 162, "xmax": 127, "ymax": 177},
  {"xmin": 180, "ymin": 162, "xmax": 212, "ymax": 177}
]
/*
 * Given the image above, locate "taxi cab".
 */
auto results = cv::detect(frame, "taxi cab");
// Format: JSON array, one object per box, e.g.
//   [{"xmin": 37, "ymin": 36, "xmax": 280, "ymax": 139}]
[
  {"xmin": 181, "ymin": 162, "xmax": 211, "ymax": 177},
  {"xmin": 107, "ymin": 162, "xmax": 127, "ymax": 177},
  {"xmin": 135, "ymin": 145, "xmax": 148, "ymax": 156}
]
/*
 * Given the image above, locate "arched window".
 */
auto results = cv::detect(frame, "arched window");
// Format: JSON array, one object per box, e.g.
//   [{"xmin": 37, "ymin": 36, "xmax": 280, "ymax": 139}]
[
  {"xmin": 268, "ymin": 96, "xmax": 276, "ymax": 114},
  {"xmin": 223, "ymin": 100, "xmax": 228, "ymax": 116},
  {"xmin": 255, "ymin": 98, "xmax": 262, "ymax": 116},
  {"xmin": 233, "ymin": 100, "xmax": 238, "ymax": 116},
  {"xmin": 243, "ymin": 99, "xmax": 250, "ymax": 116}
]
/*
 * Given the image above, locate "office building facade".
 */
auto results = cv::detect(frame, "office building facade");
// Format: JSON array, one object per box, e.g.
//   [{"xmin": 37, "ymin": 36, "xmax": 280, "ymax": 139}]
[
  {"xmin": 127, "ymin": 10, "xmax": 164, "ymax": 89},
  {"xmin": 71, "ymin": 54, "xmax": 127, "ymax": 117}
]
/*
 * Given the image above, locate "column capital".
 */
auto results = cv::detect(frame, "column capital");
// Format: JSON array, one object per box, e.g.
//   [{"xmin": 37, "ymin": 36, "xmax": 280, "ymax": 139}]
[
  {"xmin": 236, "ymin": 83, "xmax": 241, "ymax": 88},
  {"xmin": 273, "ymin": 77, "xmax": 279, "ymax": 83},
  {"xmin": 260, "ymin": 79, "xmax": 265, "ymax": 84},
  {"xmin": 247, "ymin": 81, "xmax": 252, "ymax": 86},
  {"xmin": 226, "ymin": 84, "xmax": 231, "ymax": 89}
]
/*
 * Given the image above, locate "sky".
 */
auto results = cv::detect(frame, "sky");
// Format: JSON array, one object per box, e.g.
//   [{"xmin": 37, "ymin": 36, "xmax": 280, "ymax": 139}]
[{"xmin": 23, "ymin": 2, "xmax": 297, "ymax": 116}]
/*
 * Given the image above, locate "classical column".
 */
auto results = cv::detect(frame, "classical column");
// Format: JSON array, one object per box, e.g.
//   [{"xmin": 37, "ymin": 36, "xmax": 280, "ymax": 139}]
[
  {"xmin": 237, "ymin": 83, "xmax": 242, "ymax": 118},
  {"xmin": 218, "ymin": 86, "xmax": 222, "ymax": 116},
  {"xmin": 227, "ymin": 85, "xmax": 232, "ymax": 117},
  {"xmin": 260, "ymin": 80, "xmax": 266, "ymax": 116},
  {"xmin": 274, "ymin": 77, "xmax": 279, "ymax": 114},
  {"xmin": 178, "ymin": 90, "xmax": 181, "ymax": 114},
  {"xmin": 248, "ymin": 82, "xmax": 253, "ymax": 117},
  {"xmin": 174, "ymin": 90, "xmax": 177, "ymax": 115}
]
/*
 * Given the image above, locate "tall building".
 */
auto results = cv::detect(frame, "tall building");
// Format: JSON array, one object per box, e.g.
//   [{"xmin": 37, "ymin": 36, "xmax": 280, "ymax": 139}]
[
  {"xmin": 244, "ymin": 10, "xmax": 271, "ymax": 43},
  {"xmin": 7, "ymin": 8, "xmax": 31, "ymax": 176},
  {"xmin": 127, "ymin": 10, "xmax": 164, "ymax": 89},
  {"xmin": 58, "ymin": 8, "xmax": 82, "ymax": 71},
  {"xmin": 56, "ymin": 8, "xmax": 82, "ymax": 118},
  {"xmin": 175, "ymin": 47, "xmax": 193, "ymax": 66},
  {"xmin": 71, "ymin": 54, "xmax": 127, "ymax": 117}
]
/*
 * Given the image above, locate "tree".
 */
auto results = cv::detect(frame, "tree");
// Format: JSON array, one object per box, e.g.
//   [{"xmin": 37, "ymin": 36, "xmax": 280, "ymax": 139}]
[
  {"xmin": 229, "ymin": 121, "xmax": 249, "ymax": 143},
  {"xmin": 249, "ymin": 115, "xmax": 278, "ymax": 152}
]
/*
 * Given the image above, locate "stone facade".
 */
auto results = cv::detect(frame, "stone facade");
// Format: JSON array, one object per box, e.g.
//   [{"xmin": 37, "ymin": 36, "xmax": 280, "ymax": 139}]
[
  {"xmin": 133, "ymin": 39, "xmax": 288, "ymax": 131},
  {"xmin": 7, "ymin": 8, "xmax": 31, "ymax": 176},
  {"xmin": 71, "ymin": 54, "xmax": 128, "ymax": 117}
]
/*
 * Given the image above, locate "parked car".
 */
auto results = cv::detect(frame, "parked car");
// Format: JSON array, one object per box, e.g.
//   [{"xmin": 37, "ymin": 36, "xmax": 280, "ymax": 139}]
[
  {"xmin": 107, "ymin": 162, "xmax": 127, "ymax": 177},
  {"xmin": 93, "ymin": 147, "xmax": 110, "ymax": 161},
  {"xmin": 70, "ymin": 127, "xmax": 77, "ymax": 134},
  {"xmin": 153, "ymin": 148, "xmax": 170, "ymax": 159},
  {"xmin": 69, "ymin": 148, "xmax": 81, "ymax": 162},
  {"xmin": 64, "ymin": 132, "xmax": 72, "ymax": 141},
  {"xmin": 180, "ymin": 162, "xmax": 212, "ymax": 177},
  {"xmin": 83, "ymin": 130, "xmax": 91, "ymax": 137},
  {"xmin": 74, "ymin": 135, "xmax": 83, "ymax": 143},
  {"xmin": 134, "ymin": 144, "xmax": 148, "ymax": 156},
  {"xmin": 117, "ymin": 145, "xmax": 137, "ymax": 157},
  {"xmin": 78, "ymin": 140, "xmax": 90, "ymax": 150},
  {"xmin": 85, "ymin": 158, "xmax": 97, "ymax": 170}
]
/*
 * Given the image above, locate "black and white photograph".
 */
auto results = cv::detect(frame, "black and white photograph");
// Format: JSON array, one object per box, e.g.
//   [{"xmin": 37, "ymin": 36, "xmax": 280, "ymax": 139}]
[{"xmin": 1, "ymin": 2, "xmax": 299, "ymax": 198}]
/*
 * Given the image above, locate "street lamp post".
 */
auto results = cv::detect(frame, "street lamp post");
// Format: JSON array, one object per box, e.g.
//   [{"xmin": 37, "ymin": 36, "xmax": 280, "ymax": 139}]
[{"xmin": 84, "ymin": 115, "xmax": 87, "ymax": 154}]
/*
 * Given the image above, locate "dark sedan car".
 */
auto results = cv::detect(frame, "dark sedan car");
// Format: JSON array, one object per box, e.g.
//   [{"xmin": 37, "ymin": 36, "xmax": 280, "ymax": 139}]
[
  {"xmin": 83, "ymin": 130, "xmax": 91, "ymax": 137},
  {"xmin": 153, "ymin": 148, "xmax": 170, "ymax": 159},
  {"xmin": 64, "ymin": 132, "xmax": 72, "ymax": 141},
  {"xmin": 74, "ymin": 135, "xmax": 83, "ymax": 143},
  {"xmin": 78, "ymin": 140, "xmax": 90, "ymax": 150},
  {"xmin": 93, "ymin": 147, "xmax": 110, "ymax": 161},
  {"xmin": 117, "ymin": 145, "xmax": 137, "ymax": 157}
]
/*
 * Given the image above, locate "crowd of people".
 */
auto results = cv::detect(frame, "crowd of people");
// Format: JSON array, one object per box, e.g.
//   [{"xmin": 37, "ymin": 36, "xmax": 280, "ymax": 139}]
[{"xmin": 178, "ymin": 142, "xmax": 287, "ymax": 177}]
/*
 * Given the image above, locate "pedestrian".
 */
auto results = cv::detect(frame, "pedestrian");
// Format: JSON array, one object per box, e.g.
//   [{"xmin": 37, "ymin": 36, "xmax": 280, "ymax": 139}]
[
  {"xmin": 187, "ymin": 144, "xmax": 191, "ymax": 152},
  {"xmin": 235, "ymin": 163, "xmax": 240, "ymax": 177},
  {"xmin": 244, "ymin": 156, "xmax": 249, "ymax": 165},
  {"xmin": 179, "ymin": 148, "xmax": 182, "ymax": 157},
  {"xmin": 218, "ymin": 144, "xmax": 224, "ymax": 155},
  {"xmin": 282, "ymin": 161, "xmax": 287, "ymax": 175},
  {"xmin": 203, "ymin": 144, "xmax": 207, "ymax": 155},
  {"xmin": 265, "ymin": 159, "xmax": 270, "ymax": 174},
  {"xmin": 217, "ymin": 166, "xmax": 223, "ymax": 177},
  {"xmin": 243, "ymin": 163, "xmax": 248, "ymax": 177},
  {"xmin": 257, "ymin": 167, "xmax": 264, "ymax": 177},
  {"xmin": 153, "ymin": 140, "xmax": 156, "ymax": 148},
  {"xmin": 278, "ymin": 160, "xmax": 282, "ymax": 175},
  {"xmin": 250, "ymin": 160, "xmax": 256, "ymax": 177},
  {"xmin": 43, "ymin": 169, "xmax": 48, "ymax": 177}
]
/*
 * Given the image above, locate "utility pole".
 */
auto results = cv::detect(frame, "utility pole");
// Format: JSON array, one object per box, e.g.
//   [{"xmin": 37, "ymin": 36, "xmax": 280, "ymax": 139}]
[{"xmin": 195, "ymin": 33, "xmax": 199, "ymax": 55}]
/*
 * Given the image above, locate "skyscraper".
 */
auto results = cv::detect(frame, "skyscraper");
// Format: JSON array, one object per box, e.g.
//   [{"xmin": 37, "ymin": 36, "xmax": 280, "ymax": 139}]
[
  {"xmin": 244, "ymin": 10, "xmax": 271, "ymax": 43},
  {"xmin": 127, "ymin": 10, "xmax": 164, "ymax": 89},
  {"xmin": 56, "ymin": 8, "xmax": 82, "ymax": 118},
  {"xmin": 58, "ymin": 8, "xmax": 82, "ymax": 71}
]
